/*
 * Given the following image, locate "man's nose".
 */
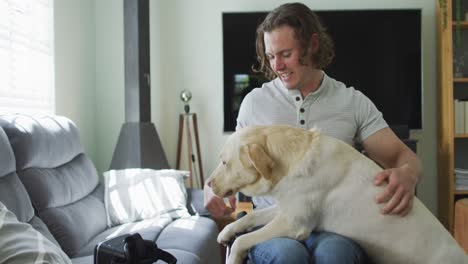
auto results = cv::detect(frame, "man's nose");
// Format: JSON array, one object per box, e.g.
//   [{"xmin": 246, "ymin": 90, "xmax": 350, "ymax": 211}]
[{"xmin": 272, "ymin": 58, "xmax": 284, "ymax": 71}]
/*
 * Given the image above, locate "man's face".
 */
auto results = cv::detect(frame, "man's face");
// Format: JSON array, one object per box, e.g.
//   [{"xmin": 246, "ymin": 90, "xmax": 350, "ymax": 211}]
[{"xmin": 264, "ymin": 25, "xmax": 316, "ymax": 91}]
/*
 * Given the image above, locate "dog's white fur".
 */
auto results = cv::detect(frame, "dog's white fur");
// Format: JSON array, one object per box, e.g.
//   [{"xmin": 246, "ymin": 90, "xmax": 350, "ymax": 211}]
[{"xmin": 207, "ymin": 125, "xmax": 467, "ymax": 264}]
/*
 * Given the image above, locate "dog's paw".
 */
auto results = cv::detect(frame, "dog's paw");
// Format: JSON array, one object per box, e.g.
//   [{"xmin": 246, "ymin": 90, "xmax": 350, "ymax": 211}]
[
  {"xmin": 226, "ymin": 254, "xmax": 244, "ymax": 264},
  {"xmin": 227, "ymin": 242, "xmax": 248, "ymax": 264},
  {"xmin": 217, "ymin": 225, "xmax": 235, "ymax": 245}
]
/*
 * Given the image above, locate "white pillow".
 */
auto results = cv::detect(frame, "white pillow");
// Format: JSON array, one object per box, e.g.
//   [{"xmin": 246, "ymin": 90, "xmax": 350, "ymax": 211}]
[{"xmin": 103, "ymin": 168, "xmax": 191, "ymax": 227}]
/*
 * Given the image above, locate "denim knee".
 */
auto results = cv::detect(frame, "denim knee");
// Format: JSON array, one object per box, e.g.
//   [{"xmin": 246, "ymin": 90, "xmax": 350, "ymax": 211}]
[
  {"xmin": 248, "ymin": 237, "xmax": 310, "ymax": 264},
  {"xmin": 306, "ymin": 232, "xmax": 369, "ymax": 264}
]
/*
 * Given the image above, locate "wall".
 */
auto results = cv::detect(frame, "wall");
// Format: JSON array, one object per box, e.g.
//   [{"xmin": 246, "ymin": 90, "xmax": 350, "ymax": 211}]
[
  {"xmin": 92, "ymin": 0, "xmax": 438, "ymax": 213},
  {"xmin": 94, "ymin": 0, "xmax": 125, "ymax": 174},
  {"xmin": 54, "ymin": 0, "xmax": 96, "ymax": 161}
]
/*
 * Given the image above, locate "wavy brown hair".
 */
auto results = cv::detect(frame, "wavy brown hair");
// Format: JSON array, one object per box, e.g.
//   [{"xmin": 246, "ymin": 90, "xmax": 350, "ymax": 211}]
[{"xmin": 253, "ymin": 3, "xmax": 335, "ymax": 80}]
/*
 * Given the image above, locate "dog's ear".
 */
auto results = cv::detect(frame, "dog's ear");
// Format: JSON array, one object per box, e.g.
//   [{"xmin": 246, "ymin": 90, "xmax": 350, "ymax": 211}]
[{"xmin": 245, "ymin": 144, "xmax": 275, "ymax": 180}]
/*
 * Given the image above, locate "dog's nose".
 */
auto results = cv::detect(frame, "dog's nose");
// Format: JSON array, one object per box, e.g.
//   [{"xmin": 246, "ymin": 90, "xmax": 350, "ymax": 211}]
[{"xmin": 206, "ymin": 178, "xmax": 213, "ymax": 188}]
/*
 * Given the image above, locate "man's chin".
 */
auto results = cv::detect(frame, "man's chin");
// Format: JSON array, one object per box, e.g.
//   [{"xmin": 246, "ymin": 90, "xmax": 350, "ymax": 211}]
[
  {"xmin": 279, "ymin": 79, "xmax": 296, "ymax": 89},
  {"xmin": 282, "ymin": 82, "xmax": 296, "ymax": 90}
]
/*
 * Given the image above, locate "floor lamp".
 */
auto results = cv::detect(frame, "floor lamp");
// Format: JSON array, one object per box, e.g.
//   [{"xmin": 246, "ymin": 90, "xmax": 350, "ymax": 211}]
[{"xmin": 176, "ymin": 90, "xmax": 204, "ymax": 188}]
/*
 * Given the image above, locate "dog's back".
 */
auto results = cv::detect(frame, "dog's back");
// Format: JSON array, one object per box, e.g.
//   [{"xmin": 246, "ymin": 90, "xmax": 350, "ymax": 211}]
[
  {"xmin": 212, "ymin": 126, "xmax": 467, "ymax": 264},
  {"xmin": 294, "ymin": 134, "xmax": 468, "ymax": 264}
]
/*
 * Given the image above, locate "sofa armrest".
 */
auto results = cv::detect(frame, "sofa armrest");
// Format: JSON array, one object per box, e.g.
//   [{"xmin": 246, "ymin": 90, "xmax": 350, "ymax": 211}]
[{"xmin": 186, "ymin": 188, "xmax": 210, "ymax": 217}]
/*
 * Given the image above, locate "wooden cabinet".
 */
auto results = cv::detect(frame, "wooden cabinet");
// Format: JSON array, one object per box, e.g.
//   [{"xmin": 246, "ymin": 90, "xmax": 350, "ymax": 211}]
[{"xmin": 437, "ymin": 0, "xmax": 468, "ymax": 232}]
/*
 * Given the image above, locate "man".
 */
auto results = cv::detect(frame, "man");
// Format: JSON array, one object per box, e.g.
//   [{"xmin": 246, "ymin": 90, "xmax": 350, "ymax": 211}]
[{"xmin": 204, "ymin": 3, "xmax": 421, "ymax": 263}]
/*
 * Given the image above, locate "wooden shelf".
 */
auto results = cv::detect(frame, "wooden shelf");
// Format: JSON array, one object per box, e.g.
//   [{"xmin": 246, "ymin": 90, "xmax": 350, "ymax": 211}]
[
  {"xmin": 437, "ymin": 0, "xmax": 468, "ymax": 234},
  {"xmin": 452, "ymin": 21, "xmax": 468, "ymax": 29},
  {"xmin": 455, "ymin": 190, "xmax": 468, "ymax": 195}
]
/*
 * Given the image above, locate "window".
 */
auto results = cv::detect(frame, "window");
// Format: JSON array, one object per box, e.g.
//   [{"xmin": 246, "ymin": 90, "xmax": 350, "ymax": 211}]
[{"xmin": 0, "ymin": 0, "xmax": 54, "ymax": 115}]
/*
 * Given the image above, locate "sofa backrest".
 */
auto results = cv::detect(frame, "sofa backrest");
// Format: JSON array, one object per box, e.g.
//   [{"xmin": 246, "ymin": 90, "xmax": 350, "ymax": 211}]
[
  {"xmin": 0, "ymin": 115, "xmax": 107, "ymax": 257},
  {"xmin": 0, "ymin": 125, "xmax": 59, "ymax": 245}
]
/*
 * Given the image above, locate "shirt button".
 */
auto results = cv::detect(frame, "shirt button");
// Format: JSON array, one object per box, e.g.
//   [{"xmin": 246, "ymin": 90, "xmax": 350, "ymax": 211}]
[
  {"xmin": 295, "ymin": 97, "xmax": 300, "ymax": 101},
  {"xmin": 300, "ymin": 108, "xmax": 305, "ymax": 113},
  {"xmin": 300, "ymin": 120, "xmax": 305, "ymax": 125}
]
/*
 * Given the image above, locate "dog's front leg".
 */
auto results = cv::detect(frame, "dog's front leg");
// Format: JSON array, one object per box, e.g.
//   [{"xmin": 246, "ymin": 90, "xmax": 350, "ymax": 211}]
[
  {"xmin": 227, "ymin": 214, "xmax": 315, "ymax": 264},
  {"xmin": 218, "ymin": 206, "xmax": 277, "ymax": 246}
]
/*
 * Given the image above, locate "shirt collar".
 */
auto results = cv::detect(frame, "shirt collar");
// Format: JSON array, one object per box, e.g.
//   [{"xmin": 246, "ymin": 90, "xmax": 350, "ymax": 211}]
[{"xmin": 281, "ymin": 71, "xmax": 327, "ymax": 100}]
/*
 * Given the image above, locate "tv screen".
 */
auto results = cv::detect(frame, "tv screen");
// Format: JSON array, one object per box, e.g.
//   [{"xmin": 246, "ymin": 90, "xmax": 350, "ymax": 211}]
[{"xmin": 223, "ymin": 9, "xmax": 422, "ymax": 132}]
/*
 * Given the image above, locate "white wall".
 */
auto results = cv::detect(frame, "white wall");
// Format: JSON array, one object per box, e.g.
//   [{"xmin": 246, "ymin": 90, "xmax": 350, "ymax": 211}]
[
  {"xmin": 94, "ymin": 0, "xmax": 125, "ymax": 174},
  {"xmin": 89, "ymin": 0, "xmax": 437, "ymax": 213},
  {"xmin": 54, "ymin": 0, "xmax": 96, "ymax": 161}
]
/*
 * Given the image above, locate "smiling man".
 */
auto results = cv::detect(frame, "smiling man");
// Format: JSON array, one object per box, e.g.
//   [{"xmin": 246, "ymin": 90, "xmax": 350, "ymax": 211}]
[{"xmin": 204, "ymin": 2, "xmax": 421, "ymax": 263}]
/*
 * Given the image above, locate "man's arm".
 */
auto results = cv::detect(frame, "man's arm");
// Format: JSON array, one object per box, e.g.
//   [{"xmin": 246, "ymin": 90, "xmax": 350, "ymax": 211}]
[{"xmin": 362, "ymin": 127, "xmax": 422, "ymax": 216}]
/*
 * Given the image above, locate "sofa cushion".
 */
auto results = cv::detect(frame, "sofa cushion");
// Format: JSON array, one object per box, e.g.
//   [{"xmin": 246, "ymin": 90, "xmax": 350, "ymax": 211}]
[
  {"xmin": 103, "ymin": 168, "xmax": 191, "ymax": 227},
  {"xmin": 28, "ymin": 215, "xmax": 61, "ymax": 247},
  {"xmin": 74, "ymin": 215, "xmax": 173, "ymax": 257},
  {"xmin": 20, "ymin": 154, "xmax": 99, "ymax": 209},
  {"xmin": 156, "ymin": 216, "xmax": 221, "ymax": 264},
  {"xmin": 0, "ymin": 115, "xmax": 107, "ymax": 257},
  {"xmin": 74, "ymin": 215, "xmax": 221, "ymax": 264},
  {"xmin": 71, "ymin": 255, "xmax": 93, "ymax": 264},
  {"xmin": 37, "ymin": 186, "xmax": 107, "ymax": 255},
  {"xmin": 0, "ymin": 115, "xmax": 83, "ymax": 170},
  {"xmin": 0, "ymin": 127, "xmax": 33, "ymax": 222},
  {"xmin": 0, "ymin": 126, "xmax": 15, "ymax": 176},
  {"xmin": 0, "ymin": 172, "xmax": 34, "ymax": 223},
  {"xmin": 0, "ymin": 125, "xmax": 59, "ymax": 246}
]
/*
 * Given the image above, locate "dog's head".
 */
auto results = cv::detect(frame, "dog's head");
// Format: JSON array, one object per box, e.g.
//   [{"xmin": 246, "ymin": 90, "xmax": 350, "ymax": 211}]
[
  {"xmin": 207, "ymin": 126, "xmax": 277, "ymax": 198},
  {"xmin": 207, "ymin": 125, "xmax": 318, "ymax": 197}
]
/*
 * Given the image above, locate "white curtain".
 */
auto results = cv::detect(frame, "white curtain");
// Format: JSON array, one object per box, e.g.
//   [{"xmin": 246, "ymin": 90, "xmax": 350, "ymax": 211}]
[{"xmin": 0, "ymin": 0, "xmax": 54, "ymax": 115}]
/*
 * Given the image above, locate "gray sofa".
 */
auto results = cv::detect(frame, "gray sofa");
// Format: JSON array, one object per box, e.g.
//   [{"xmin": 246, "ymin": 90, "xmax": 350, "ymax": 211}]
[{"xmin": 0, "ymin": 114, "xmax": 221, "ymax": 264}]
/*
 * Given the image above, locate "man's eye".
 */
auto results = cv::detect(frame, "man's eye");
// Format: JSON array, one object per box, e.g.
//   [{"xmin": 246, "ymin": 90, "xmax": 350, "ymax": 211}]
[{"xmin": 282, "ymin": 52, "xmax": 291, "ymax": 58}]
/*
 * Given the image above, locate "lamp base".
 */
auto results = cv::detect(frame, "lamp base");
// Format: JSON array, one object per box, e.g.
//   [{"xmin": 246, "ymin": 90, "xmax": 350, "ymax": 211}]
[{"xmin": 110, "ymin": 122, "xmax": 169, "ymax": 170}]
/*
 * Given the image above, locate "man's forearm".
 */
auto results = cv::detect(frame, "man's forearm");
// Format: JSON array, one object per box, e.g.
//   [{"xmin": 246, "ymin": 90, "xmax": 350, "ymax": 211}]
[{"xmin": 397, "ymin": 149, "xmax": 422, "ymax": 183}]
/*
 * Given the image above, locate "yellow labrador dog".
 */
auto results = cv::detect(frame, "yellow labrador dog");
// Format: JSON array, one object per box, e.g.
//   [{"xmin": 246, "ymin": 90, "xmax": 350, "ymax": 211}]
[{"xmin": 207, "ymin": 125, "xmax": 467, "ymax": 264}]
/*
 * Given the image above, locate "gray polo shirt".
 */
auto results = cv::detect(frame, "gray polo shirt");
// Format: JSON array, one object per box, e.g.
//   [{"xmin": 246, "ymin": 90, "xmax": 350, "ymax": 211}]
[{"xmin": 236, "ymin": 71, "xmax": 388, "ymax": 208}]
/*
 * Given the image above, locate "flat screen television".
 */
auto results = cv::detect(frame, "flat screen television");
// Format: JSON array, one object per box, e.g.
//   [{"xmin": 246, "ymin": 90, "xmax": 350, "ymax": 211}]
[{"xmin": 223, "ymin": 9, "xmax": 422, "ymax": 132}]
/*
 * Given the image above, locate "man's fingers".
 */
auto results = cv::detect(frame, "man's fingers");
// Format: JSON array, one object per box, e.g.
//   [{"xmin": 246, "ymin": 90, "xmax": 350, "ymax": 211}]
[
  {"xmin": 395, "ymin": 196, "xmax": 413, "ymax": 216},
  {"xmin": 381, "ymin": 187, "xmax": 404, "ymax": 214},
  {"xmin": 228, "ymin": 195, "xmax": 237, "ymax": 209},
  {"xmin": 374, "ymin": 170, "xmax": 391, "ymax": 186},
  {"xmin": 223, "ymin": 206, "xmax": 235, "ymax": 215},
  {"xmin": 400, "ymin": 199, "xmax": 413, "ymax": 217},
  {"xmin": 208, "ymin": 197, "xmax": 230, "ymax": 217},
  {"xmin": 375, "ymin": 182, "xmax": 397, "ymax": 204}
]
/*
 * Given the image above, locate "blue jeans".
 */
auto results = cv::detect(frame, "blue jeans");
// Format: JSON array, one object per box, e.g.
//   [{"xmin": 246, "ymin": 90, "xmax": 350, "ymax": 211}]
[{"xmin": 247, "ymin": 231, "xmax": 370, "ymax": 264}]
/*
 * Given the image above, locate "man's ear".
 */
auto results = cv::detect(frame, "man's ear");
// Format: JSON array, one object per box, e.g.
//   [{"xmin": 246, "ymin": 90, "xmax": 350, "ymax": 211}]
[
  {"xmin": 310, "ymin": 33, "xmax": 319, "ymax": 54},
  {"xmin": 246, "ymin": 144, "xmax": 275, "ymax": 180}
]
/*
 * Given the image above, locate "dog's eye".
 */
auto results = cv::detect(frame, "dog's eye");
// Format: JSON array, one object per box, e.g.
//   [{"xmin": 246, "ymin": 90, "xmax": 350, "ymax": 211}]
[{"xmin": 222, "ymin": 161, "xmax": 227, "ymax": 165}]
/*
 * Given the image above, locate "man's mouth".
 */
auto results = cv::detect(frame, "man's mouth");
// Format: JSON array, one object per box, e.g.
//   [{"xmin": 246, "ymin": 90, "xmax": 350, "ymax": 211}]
[{"xmin": 279, "ymin": 72, "xmax": 292, "ymax": 81}]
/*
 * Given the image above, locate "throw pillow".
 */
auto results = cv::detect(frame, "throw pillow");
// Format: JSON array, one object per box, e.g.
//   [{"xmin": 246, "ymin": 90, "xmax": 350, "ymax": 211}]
[
  {"xmin": 0, "ymin": 202, "xmax": 72, "ymax": 264},
  {"xmin": 103, "ymin": 169, "xmax": 191, "ymax": 227}
]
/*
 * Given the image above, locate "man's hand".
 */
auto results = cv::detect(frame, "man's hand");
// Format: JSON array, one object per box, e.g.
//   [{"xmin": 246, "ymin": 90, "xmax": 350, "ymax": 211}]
[
  {"xmin": 374, "ymin": 166, "xmax": 417, "ymax": 216},
  {"xmin": 203, "ymin": 184, "xmax": 236, "ymax": 217}
]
